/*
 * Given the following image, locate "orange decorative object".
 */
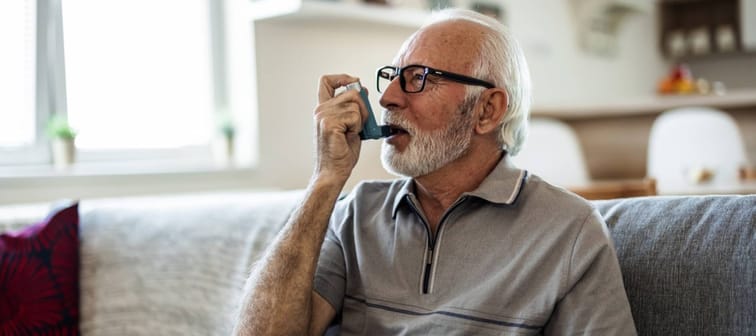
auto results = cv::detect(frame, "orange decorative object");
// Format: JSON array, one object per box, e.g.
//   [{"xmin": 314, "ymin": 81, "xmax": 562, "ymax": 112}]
[{"xmin": 657, "ymin": 63, "xmax": 697, "ymax": 95}]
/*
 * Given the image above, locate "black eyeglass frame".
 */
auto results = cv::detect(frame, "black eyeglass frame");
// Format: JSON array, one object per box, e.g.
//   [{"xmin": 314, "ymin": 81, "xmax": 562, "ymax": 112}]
[{"xmin": 376, "ymin": 64, "xmax": 496, "ymax": 94}]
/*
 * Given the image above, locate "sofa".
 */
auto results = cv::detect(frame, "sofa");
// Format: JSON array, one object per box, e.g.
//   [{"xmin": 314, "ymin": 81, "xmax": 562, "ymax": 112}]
[{"xmin": 0, "ymin": 191, "xmax": 753, "ymax": 335}]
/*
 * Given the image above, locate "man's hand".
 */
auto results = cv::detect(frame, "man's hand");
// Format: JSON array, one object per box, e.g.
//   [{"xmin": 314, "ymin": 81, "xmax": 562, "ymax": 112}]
[{"xmin": 313, "ymin": 74, "xmax": 369, "ymax": 185}]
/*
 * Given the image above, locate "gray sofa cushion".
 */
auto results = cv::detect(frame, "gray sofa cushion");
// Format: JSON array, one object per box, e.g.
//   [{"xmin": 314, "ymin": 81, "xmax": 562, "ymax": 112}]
[
  {"xmin": 77, "ymin": 191, "xmax": 303, "ymax": 336},
  {"xmin": 595, "ymin": 195, "xmax": 755, "ymax": 336}
]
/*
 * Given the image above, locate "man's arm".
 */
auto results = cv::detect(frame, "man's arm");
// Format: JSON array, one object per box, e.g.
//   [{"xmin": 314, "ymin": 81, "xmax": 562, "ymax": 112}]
[
  {"xmin": 233, "ymin": 74, "xmax": 369, "ymax": 336},
  {"xmin": 232, "ymin": 180, "xmax": 340, "ymax": 336}
]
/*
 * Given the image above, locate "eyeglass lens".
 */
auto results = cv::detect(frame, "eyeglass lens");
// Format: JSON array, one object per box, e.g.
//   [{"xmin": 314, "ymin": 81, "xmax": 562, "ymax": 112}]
[{"xmin": 377, "ymin": 66, "xmax": 427, "ymax": 93}]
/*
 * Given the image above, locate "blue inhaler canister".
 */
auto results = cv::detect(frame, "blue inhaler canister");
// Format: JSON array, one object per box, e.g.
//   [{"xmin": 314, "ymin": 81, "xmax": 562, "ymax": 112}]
[{"xmin": 345, "ymin": 82, "xmax": 391, "ymax": 140}]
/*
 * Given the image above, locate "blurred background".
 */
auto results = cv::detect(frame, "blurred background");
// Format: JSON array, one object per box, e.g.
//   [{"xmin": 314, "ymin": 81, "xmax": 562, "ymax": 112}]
[{"xmin": 1, "ymin": 0, "xmax": 754, "ymax": 204}]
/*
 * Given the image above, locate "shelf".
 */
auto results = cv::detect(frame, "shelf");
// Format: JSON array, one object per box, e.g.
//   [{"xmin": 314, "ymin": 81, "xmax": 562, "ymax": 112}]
[
  {"xmin": 532, "ymin": 88, "xmax": 756, "ymax": 120},
  {"xmin": 249, "ymin": 0, "xmax": 429, "ymax": 28},
  {"xmin": 658, "ymin": 0, "xmax": 744, "ymax": 59}
]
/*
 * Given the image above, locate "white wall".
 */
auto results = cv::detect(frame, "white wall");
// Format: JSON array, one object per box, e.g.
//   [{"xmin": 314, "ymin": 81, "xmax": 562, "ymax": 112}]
[
  {"xmin": 253, "ymin": 20, "xmax": 412, "ymax": 190},
  {"xmin": 509, "ymin": 0, "xmax": 666, "ymax": 105}
]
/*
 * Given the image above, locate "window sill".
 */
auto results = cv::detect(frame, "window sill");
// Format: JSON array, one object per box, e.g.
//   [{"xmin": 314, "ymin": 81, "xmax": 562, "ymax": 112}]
[
  {"xmin": 0, "ymin": 161, "xmax": 262, "ymax": 205},
  {"xmin": 0, "ymin": 160, "xmax": 250, "ymax": 178}
]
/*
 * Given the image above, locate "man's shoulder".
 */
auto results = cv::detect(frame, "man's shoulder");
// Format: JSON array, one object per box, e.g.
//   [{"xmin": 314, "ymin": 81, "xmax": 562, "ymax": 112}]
[
  {"xmin": 520, "ymin": 172, "xmax": 596, "ymax": 216},
  {"xmin": 332, "ymin": 179, "xmax": 407, "ymax": 215},
  {"xmin": 513, "ymin": 173, "xmax": 607, "ymax": 245},
  {"xmin": 341, "ymin": 179, "xmax": 407, "ymax": 202},
  {"xmin": 328, "ymin": 179, "xmax": 406, "ymax": 234}
]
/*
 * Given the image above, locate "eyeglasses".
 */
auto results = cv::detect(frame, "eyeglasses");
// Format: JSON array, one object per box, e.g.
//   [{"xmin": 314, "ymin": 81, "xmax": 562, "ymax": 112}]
[{"xmin": 376, "ymin": 64, "xmax": 496, "ymax": 94}]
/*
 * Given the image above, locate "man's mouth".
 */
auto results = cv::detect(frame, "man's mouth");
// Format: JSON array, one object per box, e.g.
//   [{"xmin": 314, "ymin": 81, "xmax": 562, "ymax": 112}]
[{"xmin": 388, "ymin": 124, "xmax": 408, "ymax": 136}]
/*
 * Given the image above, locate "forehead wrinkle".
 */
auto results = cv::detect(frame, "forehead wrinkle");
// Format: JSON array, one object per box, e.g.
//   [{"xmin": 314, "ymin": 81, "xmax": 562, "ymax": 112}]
[{"xmin": 394, "ymin": 20, "xmax": 485, "ymax": 74}]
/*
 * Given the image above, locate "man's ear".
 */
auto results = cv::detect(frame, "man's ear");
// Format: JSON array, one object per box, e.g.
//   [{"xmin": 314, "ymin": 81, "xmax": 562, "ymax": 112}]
[{"xmin": 475, "ymin": 88, "xmax": 508, "ymax": 135}]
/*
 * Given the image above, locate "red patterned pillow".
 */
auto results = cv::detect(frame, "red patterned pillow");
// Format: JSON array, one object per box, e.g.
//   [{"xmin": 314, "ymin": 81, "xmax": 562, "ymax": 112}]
[{"xmin": 0, "ymin": 203, "xmax": 79, "ymax": 335}]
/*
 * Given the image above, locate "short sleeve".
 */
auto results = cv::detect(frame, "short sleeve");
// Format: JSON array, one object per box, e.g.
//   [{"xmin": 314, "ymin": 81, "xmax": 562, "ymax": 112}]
[
  {"xmin": 544, "ymin": 210, "xmax": 638, "ymax": 335},
  {"xmin": 313, "ymin": 216, "xmax": 347, "ymax": 313}
]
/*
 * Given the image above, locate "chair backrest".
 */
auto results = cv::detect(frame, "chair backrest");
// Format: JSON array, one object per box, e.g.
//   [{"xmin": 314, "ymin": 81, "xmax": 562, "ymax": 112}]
[
  {"xmin": 512, "ymin": 117, "xmax": 590, "ymax": 188},
  {"xmin": 647, "ymin": 107, "xmax": 748, "ymax": 194}
]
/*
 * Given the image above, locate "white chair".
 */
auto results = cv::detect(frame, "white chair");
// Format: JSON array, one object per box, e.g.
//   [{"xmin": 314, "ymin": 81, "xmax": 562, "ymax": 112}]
[
  {"xmin": 512, "ymin": 117, "xmax": 590, "ymax": 188},
  {"xmin": 647, "ymin": 107, "xmax": 749, "ymax": 194}
]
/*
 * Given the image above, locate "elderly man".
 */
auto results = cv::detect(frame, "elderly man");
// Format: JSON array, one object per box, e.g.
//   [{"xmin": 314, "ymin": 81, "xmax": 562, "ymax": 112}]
[{"xmin": 234, "ymin": 8, "xmax": 636, "ymax": 336}]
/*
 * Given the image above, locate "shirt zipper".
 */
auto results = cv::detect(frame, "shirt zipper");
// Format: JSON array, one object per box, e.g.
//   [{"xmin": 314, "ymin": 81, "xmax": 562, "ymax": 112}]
[
  {"xmin": 422, "ymin": 248, "xmax": 433, "ymax": 294},
  {"xmin": 407, "ymin": 195, "xmax": 468, "ymax": 294}
]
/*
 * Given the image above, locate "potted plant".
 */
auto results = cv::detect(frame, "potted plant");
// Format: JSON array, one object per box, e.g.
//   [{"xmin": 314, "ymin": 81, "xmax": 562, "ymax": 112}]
[
  {"xmin": 46, "ymin": 115, "xmax": 77, "ymax": 169},
  {"xmin": 213, "ymin": 116, "xmax": 236, "ymax": 166}
]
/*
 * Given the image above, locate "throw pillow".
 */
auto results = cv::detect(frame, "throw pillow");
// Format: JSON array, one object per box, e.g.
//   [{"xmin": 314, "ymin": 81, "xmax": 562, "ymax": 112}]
[{"xmin": 0, "ymin": 203, "xmax": 79, "ymax": 335}]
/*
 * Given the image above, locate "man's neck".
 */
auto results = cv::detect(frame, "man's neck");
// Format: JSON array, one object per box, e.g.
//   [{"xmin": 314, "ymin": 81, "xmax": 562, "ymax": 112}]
[{"xmin": 412, "ymin": 146, "xmax": 505, "ymax": 233}]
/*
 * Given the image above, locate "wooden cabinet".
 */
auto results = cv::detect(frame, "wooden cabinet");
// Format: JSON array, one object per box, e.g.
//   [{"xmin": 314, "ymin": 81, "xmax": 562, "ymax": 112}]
[{"xmin": 659, "ymin": 0, "xmax": 744, "ymax": 58}]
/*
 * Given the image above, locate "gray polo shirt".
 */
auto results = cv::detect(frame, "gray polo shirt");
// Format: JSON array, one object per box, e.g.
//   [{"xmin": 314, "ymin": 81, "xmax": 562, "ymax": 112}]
[{"xmin": 314, "ymin": 158, "xmax": 637, "ymax": 335}]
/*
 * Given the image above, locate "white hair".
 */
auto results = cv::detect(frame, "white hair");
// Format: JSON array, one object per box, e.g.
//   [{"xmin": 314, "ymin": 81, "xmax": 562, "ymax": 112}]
[{"xmin": 423, "ymin": 8, "xmax": 532, "ymax": 156}]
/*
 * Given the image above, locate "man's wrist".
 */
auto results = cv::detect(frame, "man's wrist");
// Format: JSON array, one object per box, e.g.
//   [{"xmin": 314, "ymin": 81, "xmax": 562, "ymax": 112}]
[
  {"xmin": 308, "ymin": 173, "xmax": 349, "ymax": 195},
  {"xmin": 311, "ymin": 167, "xmax": 352, "ymax": 187}
]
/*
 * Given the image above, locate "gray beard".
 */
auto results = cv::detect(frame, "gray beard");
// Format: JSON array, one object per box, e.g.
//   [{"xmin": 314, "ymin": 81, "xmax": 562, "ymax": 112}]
[{"xmin": 381, "ymin": 97, "xmax": 477, "ymax": 178}]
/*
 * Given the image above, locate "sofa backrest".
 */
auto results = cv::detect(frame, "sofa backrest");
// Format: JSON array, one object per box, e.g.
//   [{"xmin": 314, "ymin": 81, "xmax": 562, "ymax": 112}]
[
  {"xmin": 76, "ymin": 191, "xmax": 303, "ymax": 335},
  {"xmin": 595, "ymin": 195, "xmax": 755, "ymax": 336}
]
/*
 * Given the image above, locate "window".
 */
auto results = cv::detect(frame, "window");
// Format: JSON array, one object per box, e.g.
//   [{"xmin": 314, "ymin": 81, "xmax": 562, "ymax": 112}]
[
  {"xmin": 0, "ymin": 0, "xmax": 240, "ymax": 171},
  {"xmin": 0, "ymin": 0, "xmax": 35, "ymax": 147},
  {"xmin": 0, "ymin": 0, "xmax": 41, "ymax": 165},
  {"xmin": 63, "ymin": 0, "xmax": 214, "ymax": 151}
]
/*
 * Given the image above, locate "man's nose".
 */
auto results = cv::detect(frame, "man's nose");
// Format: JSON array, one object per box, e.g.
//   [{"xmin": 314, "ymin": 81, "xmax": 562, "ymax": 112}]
[{"xmin": 379, "ymin": 77, "xmax": 405, "ymax": 110}]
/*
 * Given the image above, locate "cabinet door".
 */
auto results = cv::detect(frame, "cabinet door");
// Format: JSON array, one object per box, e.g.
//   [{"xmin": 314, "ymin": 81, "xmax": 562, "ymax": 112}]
[{"xmin": 743, "ymin": 0, "xmax": 756, "ymax": 50}]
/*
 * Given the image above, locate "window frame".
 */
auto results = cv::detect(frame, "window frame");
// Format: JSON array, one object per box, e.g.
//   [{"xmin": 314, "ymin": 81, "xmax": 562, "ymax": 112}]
[
  {"xmin": 0, "ymin": 0, "xmax": 50, "ymax": 166},
  {"xmin": 0, "ymin": 0, "xmax": 235, "ymax": 170}
]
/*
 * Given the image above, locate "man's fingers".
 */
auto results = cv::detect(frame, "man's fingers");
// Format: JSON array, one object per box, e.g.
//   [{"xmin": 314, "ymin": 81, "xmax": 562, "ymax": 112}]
[
  {"xmin": 318, "ymin": 74, "xmax": 361, "ymax": 104},
  {"xmin": 317, "ymin": 103, "xmax": 363, "ymax": 135},
  {"xmin": 315, "ymin": 94, "xmax": 364, "ymax": 131}
]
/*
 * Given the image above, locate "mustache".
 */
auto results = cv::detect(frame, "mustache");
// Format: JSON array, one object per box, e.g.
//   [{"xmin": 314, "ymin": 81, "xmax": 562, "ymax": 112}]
[{"xmin": 382, "ymin": 111, "xmax": 414, "ymax": 134}]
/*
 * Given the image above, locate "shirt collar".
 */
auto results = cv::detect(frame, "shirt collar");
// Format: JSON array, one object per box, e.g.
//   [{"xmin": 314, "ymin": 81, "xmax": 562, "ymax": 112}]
[{"xmin": 391, "ymin": 155, "xmax": 528, "ymax": 218}]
